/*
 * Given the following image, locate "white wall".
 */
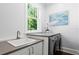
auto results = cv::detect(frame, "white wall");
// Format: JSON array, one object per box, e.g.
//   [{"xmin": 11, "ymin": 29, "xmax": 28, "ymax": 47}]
[
  {"xmin": 0, "ymin": 3, "xmax": 44, "ymax": 41},
  {"xmin": 45, "ymin": 3, "xmax": 79, "ymax": 51},
  {"xmin": 0, "ymin": 3, "xmax": 25, "ymax": 41}
]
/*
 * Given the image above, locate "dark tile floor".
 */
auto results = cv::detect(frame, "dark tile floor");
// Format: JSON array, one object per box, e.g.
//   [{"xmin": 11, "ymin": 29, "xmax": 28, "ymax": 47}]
[{"xmin": 55, "ymin": 51, "xmax": 73, "ymax": 55}]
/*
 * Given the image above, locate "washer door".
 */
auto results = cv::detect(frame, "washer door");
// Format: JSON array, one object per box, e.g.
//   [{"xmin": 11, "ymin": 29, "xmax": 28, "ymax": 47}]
[{"xmin": 49, "ymin": 36, "xmax": 58, "ymax": 55}]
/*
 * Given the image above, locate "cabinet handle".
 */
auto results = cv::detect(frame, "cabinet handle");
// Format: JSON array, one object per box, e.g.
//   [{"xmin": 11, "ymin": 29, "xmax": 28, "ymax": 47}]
[
  {"xmin": 29, "ymin": 48, "xmax": 30, "ymax": 55},
  {"xmin": 32, "ymin": 47, "xmax": 34, "ymax": 54}
]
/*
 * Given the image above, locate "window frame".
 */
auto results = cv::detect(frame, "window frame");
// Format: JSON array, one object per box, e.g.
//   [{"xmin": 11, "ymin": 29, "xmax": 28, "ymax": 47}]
[
  {"xmin": 25, "ymin": 3, "xmax": 42, "ymax": 33},
  {"xmin": 27, "ymin": 4, "xmax": 37, "ymax": 30}
]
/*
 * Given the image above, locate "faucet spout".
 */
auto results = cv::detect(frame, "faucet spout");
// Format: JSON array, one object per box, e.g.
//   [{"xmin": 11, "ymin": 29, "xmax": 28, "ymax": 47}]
[{"xmin": 17, "ymin": 30, "xmax": 20, "ymax": 39}]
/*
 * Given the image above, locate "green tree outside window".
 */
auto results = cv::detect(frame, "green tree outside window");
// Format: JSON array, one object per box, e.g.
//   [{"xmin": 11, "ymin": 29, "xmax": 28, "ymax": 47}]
[{"xmin": 27, "ymin": 4, "xmax": 37, "ymax": 30}]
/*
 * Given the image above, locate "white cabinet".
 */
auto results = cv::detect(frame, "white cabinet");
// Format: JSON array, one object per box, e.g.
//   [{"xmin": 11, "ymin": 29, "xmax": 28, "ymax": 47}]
[
  {"xmin": 27, "ymin": 33, "xmax": 61, "ymax": 55},
  {"xmin": 9, "ymin": 47, "xmax": 30, "ymax": 55},
  {"xmin": 27, "ymin": 36, "xmax": 48, "ymax": 55},
  {"xmin": 31, "ymin": 42, "xmax": 43, "ymax": 55},
  {"xmin": 8, "ymin": 42, "xmax": 43, "ymax": 55}
]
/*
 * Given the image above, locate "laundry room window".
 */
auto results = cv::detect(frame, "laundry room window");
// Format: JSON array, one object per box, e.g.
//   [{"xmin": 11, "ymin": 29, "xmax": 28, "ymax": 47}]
[{"xmin": 27, "ymin": 4, "xmax": 37, "ymax": 30}]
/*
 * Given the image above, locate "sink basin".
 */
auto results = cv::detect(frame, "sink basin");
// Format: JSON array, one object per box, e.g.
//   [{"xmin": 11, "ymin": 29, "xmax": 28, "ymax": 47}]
[{"xmin": 7, "ymin": 38, "xmax": 36, "ymax": 47}]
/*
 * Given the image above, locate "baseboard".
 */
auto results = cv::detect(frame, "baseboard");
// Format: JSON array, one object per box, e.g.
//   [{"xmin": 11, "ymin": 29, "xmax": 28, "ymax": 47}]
[{"xmin": 62, "ymin": 47, "xmax": 79, "ymax": 55}]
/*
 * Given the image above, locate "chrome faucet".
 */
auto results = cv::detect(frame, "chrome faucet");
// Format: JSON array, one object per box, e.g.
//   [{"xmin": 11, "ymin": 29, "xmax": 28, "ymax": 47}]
[{"xmin": 16, "ymin": 30, "xmax": 20, "ymax": 39}]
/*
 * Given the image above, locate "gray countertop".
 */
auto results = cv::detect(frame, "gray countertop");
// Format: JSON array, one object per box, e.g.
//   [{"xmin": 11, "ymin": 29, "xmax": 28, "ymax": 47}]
[
  {"xmin": 0, "ymin": 38, "xmax": 43, "ymax": 55},
  {"xmin": 26, "ymin": 32, "xmax": 60, "ymax": 37},
  {"xmin": 0, "ymin": 32, "xmax": 60, "ymax": 55}
]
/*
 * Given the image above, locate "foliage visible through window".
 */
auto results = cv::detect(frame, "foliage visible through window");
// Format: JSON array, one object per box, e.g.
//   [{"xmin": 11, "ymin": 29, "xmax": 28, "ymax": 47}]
[{"xmin": 27, "ymin": 4, "xmax": 37, "ymax": 30}]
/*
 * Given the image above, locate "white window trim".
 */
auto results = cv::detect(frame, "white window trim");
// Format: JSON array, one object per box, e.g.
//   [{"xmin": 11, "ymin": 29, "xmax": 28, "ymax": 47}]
[{"xmin": 25, "ymin": 3, "xmax": 42, "ymax": 33}]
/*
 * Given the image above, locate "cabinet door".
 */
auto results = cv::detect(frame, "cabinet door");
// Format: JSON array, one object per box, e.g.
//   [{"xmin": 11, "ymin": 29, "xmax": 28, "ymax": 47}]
[
  {"xmin": 31, "ymin": 42, "xmax": 43, "ymax": 55},
  {"xmin": 9, "ymin": 47, "xmax": 30, "ymax": 55},
  {"xmin": 27, "ymin": 35, "xmax": 48, "ymax": 55}
]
